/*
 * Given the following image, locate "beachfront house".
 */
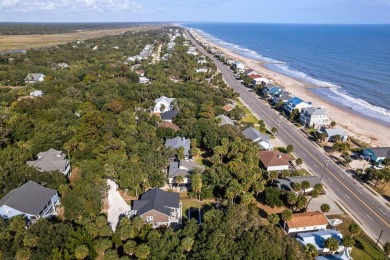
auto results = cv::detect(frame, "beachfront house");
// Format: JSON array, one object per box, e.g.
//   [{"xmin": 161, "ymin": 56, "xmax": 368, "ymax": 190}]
[
  {"xmin": 26, "ymin": 148, "xmax": 71, "ymax": 177},
  {"xmin": 318, "ymin": 128, "xmax": 348, "ymax": 142},
  {"xmin": 275, "ymin": 176, "xmax": 321, "ymax": 194},
  {"xmin": 284, "ymin": 97, "xmax": 312, "ymax": 113},
  {"xmin": 165, "ymin": 137, "xmax": 191, "ymax": 160},
  {"xmin": 259, "ymin": 150, "xmax": 292, "ymax": 171},
  {"xmin": 0, "ymin": 181, "xmax": 60, "ymax": 221},
  {"xmin": 244, "ymin": 69, "xmax": 258, "ymax": 77},
  {"xmin": 167, "ymin": 160, "xmax": 205, "ymax": 186},
  {"xmin": 296, "ymin": 230, "xmax": 344, "ymax": 255},
  {"xmin": 285, "ymin": 211, "xmax": 328, "ymax": 234},
  {"xmin": 242, "ymin": 127, "xmax": 273, "ymax": 150},
  {"xmin": 263, "ymin": 84, "xmax": 282, "ymax": 98},
  {"xmin": 233, "ymin": 62, "xmax": 246, "ymax": 72},
  {"xmin": 272, "ymin": 91, "xmax": 292, "ymax": 104},
  {"xmin": 300, "ymin": 107, "xmax": 329, "ymax": 129},
  {"xmin": 252, "ymin": 77, "xmax": 272, "ymax": 87},
  {"xmin": 362, "ymin": 147, "xmax": 390, "ymax": 163},
  {"xmin": 25, "ymin": 73, "xmax": 45, "ymax": 84},
  {"xmin": 153, "ymin": 96, "xmax": 175, "ymax": 113},
  {"xmin": 131, "ymin": 188, "xmax": 182, "ymax": 228}
]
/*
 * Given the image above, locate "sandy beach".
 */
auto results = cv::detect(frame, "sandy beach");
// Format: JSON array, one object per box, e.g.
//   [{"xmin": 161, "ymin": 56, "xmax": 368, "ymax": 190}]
[{"xmin": 189, "ymin": 29, "xmax": 390, "ymax": 147}]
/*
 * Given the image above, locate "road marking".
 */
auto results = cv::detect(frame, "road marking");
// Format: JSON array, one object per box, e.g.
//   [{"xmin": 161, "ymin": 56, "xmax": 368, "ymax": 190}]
[
  {"xmin": 379, "ymin": 208, "xmax": 387, "ymax": 215},
  {"xmin": 340, "ymin": 175, "xmax": 345, "ymax": 179},
  {"xmin": 358, "ymin": 189, "xmax": 363, "ymax": 194},
  {"xmin": 314, "ymin": 164, "xmax": 319, "ymax": 169},
  {"xmin": 345, "ymin": 194, "xmax": 351, "ymax": 200},
  {"xmin": 366, "ymin": 214, "xmax": 373, "ymax": 221},
  {"xmin": 327, "ymin": 178, "xmax": 333, "ymax": 183},
  {"xmin": 190, "ymin": 32, "xmax": 390, "ymax": 228}
]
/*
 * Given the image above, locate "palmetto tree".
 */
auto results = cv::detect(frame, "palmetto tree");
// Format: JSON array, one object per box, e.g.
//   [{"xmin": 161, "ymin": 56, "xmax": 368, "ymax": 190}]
[
  {"xmin": 281, "ymin": 209, "xmax": 292, "ymax": 230},
  {"xmin": 268, "ymin": 213, "xmax": 280, "ymax": 226},
  {"xmin": 324, "ymin": 237, "xmax": 340, "ymax": 253}
]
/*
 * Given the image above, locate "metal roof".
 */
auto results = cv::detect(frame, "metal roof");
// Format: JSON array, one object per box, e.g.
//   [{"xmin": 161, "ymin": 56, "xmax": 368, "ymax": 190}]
[{"xmin": 132, "ymin": 188, "xmax": 180, "ymax": 216}]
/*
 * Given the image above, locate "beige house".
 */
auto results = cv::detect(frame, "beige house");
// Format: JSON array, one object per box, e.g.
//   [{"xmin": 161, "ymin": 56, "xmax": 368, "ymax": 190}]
[{"xmin": 286, "ymin": 211, "xmax": 328, "ymax": 234}]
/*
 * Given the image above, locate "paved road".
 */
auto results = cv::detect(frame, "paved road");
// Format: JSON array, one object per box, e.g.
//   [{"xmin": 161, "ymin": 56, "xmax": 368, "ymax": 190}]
[{"xmin": 185, "ymin": 30, "xmax": 390, "ymax": 245}]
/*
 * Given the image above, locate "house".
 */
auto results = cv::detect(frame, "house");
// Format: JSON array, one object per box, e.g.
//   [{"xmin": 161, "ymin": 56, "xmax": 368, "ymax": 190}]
[
  {"xmin": 57, "ymin": 63, "xmax": 69, "ymax": 68},
  {"xmin": 30, "ymin": 90, "xmax": 43, "ymax": 97},
  {"xmin": 135, "ymin": 70, "xmax": 145, "ymax": 76},
  {"xmin": 215, "ymin": 115, "xmax": 234, "ymax": 126},
  {"xmin": 131, "ymin": 188, "xmax": 182, "ymax": 228},
  {"xmin": 248, "ymin": 74, "xmax": 261, "ymax": 80},
  {"xmin": 153, "ymin": 96, "xmax": 175, "ymax": 113},
  {"xmin": 285, "ymin": 211, "xmax": 328, "ymax": 234},
  {"xmin": 315, "ymin": 248, "xmax": 352, "ymax": 260},
  {"xmin": 263, "ymin": 84, "xmax": 282, "ymax": 97},
  {"xmin": 300, "ymin": 107, "xmax": 330, "ymax": 129},
  {"xmin": 272, "ymin": 91, "xmax": 291, "ymax": 104},
  {"xmin": 244, "ymin": 69, "xmax": 258, "ymax": 77},
  {"xmin": 242, "ymin": 127, "xmax": 273, "ymax": 150},
  {"xmin": 233, "ymin": 62, "xmax": 246, "ymax": 72},
  {"xmin": 284, "ymin": 97, "xmax": 312, "ymax": 113},
  {"xmin": 0, "ymin": 181, "xmax": 59, "ymax": 221},
  {"xmin": 25, "ymin": 73, "xmax": 45, "ymax": 84},
  {"xmin": 158, "ymin": 122, "xmax": 180, "ymax": 132},
  {"xmin": 195, "ymin": 68, "xmax": 208, "ymax": 73},
  {"xmin": 252, "ymin": 77, "xmax": 272, "ymax": 86},
  {"xmin": 296, "ymin": 230, "xmax": 344, "ymax": 254},
  {"xmin": 275, "ymin": 176, "xmax": 321, "ymax": 193},
  {"xmin": 168, "ymin": 160, "xmax": 205, "ymax": 185},
  {"xmin": 26, "ymin": 148, "xmax": 71, "ymax": 177},
  {"xmin": 318, "ymin": 128, "xmax": 348, "ymax": 142},
  {"xmin": 139, "ymin": 76, "xmax": 150, "ymax": 84},
  {"xmin": 170, "ymin": 76, "xmax": 179, "ymax": 83},
  {"xmin": 259, "ymin": 150, "xmax": 292, "ymax": 171},
  {"xmin": 160, "ymin": 110, "xmax": 179, "ymax": 122},
  {"xmin": 362, "ymin": 147, "xmax": 390, "ymax": 163},
  {"xmin": 165, "ymin": 137, "xmax": 191, "ymax": 159}
]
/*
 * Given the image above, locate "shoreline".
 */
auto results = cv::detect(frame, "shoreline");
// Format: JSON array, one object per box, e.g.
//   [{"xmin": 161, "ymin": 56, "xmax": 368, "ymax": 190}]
[{"xmin": 188, "ymin": 29, "xmax": 390, "ymax": 147}]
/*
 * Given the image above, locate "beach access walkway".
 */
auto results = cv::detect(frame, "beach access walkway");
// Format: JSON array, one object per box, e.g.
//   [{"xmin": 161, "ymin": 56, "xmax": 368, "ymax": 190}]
[{"xmin": 185, "ymin": 30, "xmax": 390, "ymax": 246}]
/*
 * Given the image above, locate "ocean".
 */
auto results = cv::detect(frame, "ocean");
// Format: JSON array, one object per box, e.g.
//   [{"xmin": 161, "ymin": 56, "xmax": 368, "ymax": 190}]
[{"xmin": 184, "ymin": 23, "xmax": 390, "ymax": 126}]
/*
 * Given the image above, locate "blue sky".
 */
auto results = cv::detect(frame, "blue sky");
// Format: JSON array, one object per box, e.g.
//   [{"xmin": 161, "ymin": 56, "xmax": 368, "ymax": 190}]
[{"xmin": 0, "ymin": 0, "xmax": 389, "ymax": 24}]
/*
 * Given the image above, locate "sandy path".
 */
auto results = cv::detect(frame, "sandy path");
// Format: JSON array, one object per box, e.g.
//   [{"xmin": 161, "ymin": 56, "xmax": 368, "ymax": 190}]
[
  {"xmin": 107, "ymin": 179, "xmax": 131, "ymax": 232},
  {"xmin": 189, "ymin": 29, "xmax": 390, "ymax": 147}
]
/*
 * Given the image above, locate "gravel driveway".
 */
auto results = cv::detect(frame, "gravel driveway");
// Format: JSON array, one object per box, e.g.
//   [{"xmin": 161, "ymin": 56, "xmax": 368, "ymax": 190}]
[{"xmin": 107, "ymin": 179, "xmax": 131, "ymax": 231}]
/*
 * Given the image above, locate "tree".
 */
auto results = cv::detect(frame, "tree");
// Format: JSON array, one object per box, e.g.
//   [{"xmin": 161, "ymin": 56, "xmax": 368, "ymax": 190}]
[
  {"xmin": 123, "ymin": 240, "xmax": 137, "ymax": 256},
  {"xmin": 135, "ymin": 244, "xmax": 150, "ymax": 260},
  {"xmin": 349, "ymin": 223, "xmax": 362, "ymax": 237},
  {"xmin": 384, "ymin": 242, "xmax": 390, "ymax": 255},
  {"xmin": 251, "ymin": 181, "xmax": 264, "ymax": 198},
  {"xmin": 342, "ymin": 235, "xmax": 354, "ymax": 248},
  {"xmin": 306, "ymin": 189, "xmax": 319, "ymax": 210},
  {"xmin": 286, "ymin": 144, "xmax": 294, "ymax": 154},
  {"xmin": 271, "ymin": 127, "xmax": 277, "ymax": 136},
  {"xmin": 330, "ymin": 121, "xmax": 337, "ymax": 128},
  {"xmin": 191, "ymin": 173, "xmax": 203, "ymax": 201},
  {"xmin": 318, "ymin": 132, "xmax": 327, "ymax": 143},
  {"xmin": 292, "ymin": 182, "xmax": 301, "ymax": 193},
  {"xmin": 324, "ymin": 237, "xmax": 340, "ymax": 253},
  {"xmin": 175, "ymin": 175, "xmax": 184, "ymax": 188},
  {"xmin": 321, "ymin": 204, "xmax": 330, "ymax": 213},
  {"xmin": 295, "ymin": 158, "xmax": 303, "ymax": 167},
  {"xmin": 181, "ymin": 237, "xmax": 195, "ymax": 252},
  {"xmin": 177, "ymin": 146, "xmax": 185, "ymax": 160},
  {"xmin": 301, "ymin": 181, "xmax": 310, "ymax": 195},
  {"xmin": 268, "ymin": 213, "xmax": 280, "ymax": 226},
  {"xmin": 304, "ymin": 243, "xmax": 318, "ymax": 259},
  {"xmin": 264, "ymin": 187, "xmax": 283, "ymax": 207},
  {"xmin": 296, "ymin": 194, "xmax": 308, "ymax": 211},
  {"xmin": 75, "ymin": 245, "xmax": 89, "ymax": 260},
  {"xmin": 258, "ymin": 119, "xmax": 266, "ymax": 133},
  {"xmin": 281, "ymin": 209, "xmax": 292, "ymax": 230}
]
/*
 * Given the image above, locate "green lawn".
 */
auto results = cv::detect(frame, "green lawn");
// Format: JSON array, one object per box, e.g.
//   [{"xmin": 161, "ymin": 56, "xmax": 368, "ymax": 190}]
[
  {"xmin": 241, "ymin": 114, "xmax": 258, "ymax": 124},
  {"xmin": 327, "ymin": 214, "xmax": 386, "ymax": 260},
  {"xmin": 180, "ymin": 193, "xmax": 212, "ymax": 220}
]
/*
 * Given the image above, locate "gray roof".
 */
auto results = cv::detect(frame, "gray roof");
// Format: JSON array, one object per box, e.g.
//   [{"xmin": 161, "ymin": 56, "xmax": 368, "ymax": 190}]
[
  {"xmin": 132, "ymin": 188, "xmax": 179, "ymax": 216},
  {"xmin": 274, "ymin": 91, "xmax": 291, "ymax": 100},
  {"xmin": 242, "ymin": 127, "xmax": 270, "ymax": 143},
  {"xmin": 168, "ymin": 160, "xmax": 205, "ymax": 178},
  {"xmin": 323, "ymin": 128, "xmax": 348, "ymax": 137},
  {"xmin": 216, "ymin": 115, "xmax": 234, "ymax": 126},
  {"xmin": 302, "ymin": 107, "xmax": 327, "ymax": 116},
  {"xmin": 275, "ymin": 176, "xmax": 321, "ymax": 191},
  {"xmin": 0, "ymin": 181, "xmax": 57, "ymax": 216},
  {"xmin": 161, "ymin": 110, "xmax": 179, "ymax": 121},
  {"xmin": 369, "ymin": 147, "xmax": 390, "ymax": 158},
  {"xmin": 26, "ymin": 148, "xmax": 67, "ymax": 172},
  {"xmin": 165, "ymin": 137, "xmax": 191, "ymax": 156},
  {"xmin": 25, "ymin": 73, "xmax": 44, "ymax": 81}
]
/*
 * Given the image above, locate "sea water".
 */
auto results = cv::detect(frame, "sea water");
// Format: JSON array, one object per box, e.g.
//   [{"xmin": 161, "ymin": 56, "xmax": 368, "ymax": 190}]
[{"xmin": 184, "ymin": 23, "xmax": 390, "ymax": 126}]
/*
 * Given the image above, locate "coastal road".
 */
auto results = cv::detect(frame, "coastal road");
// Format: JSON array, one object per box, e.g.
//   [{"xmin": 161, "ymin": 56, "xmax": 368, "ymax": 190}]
[{"xmin": 185, "ymin": 30, "xmax": 390, "ymax": 245}]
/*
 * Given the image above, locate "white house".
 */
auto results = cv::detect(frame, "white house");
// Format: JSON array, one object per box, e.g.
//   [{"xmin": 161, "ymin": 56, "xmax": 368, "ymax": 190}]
[
  {"xmin": 26, "ymin": 148, "xmax": 71, "ymax": 177},
  {"xmin": 154, "ymin": 96, "xmax": 175, "ymax": 113},
  {"xmin": 195, "ymin": 68, "xmax": 208, "ymax": 73},
  {"xmin": 259, "ymin": 150, "xmax": 292, "ymax": 171},
  {"xmin": 286, "ymin": 211, "xmax": 328, "ymax": 234},
  {"xmin": 233, "ymin": 62, "xmax": 246, "ymax": 72},
  {"xmin": 0, "ymin": 181, "xmax": 59, "ymax": 221},
  {"xmin": 25, "ymin": 73, "xmax": 45, "ymax": 84},
  {"xmin": 284, "ymin": 97, "xmax": 312, "ymax": 113},
  {"xmin": 30, "ymin": 90, "xmax": 43, "ymax": 97},
  {"xmin": 139, "ymin": 77, "xmax": 150, "ymax": 84},
  {"xmin": 300, "ymin": 107, "xmax": 329, "ymax": 129},
  {"xmin": 252, "ymin": 77, "xmax": 272, "ymax": 86}
]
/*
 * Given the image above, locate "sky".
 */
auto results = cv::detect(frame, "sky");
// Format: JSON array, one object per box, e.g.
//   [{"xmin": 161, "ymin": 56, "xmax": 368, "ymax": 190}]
[{"xmin": 0, "ymin": 0, "xmax": 390, "ymax": 24}]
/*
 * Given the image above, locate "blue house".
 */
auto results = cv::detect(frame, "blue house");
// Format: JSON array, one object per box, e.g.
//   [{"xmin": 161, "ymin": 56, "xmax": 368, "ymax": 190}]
[
  {"xmin": 284, "ymin": 97, "xmax": 311, "ymax": 113},
  {"xmin": 0, "ymin": 181, "xmax": 59, "ymax": 221},
  {"xmin": 362, "ymin": 147, "xmax": 390, "ymax": 163},
  {"xmin": 263, "ymin": 84, "xmax": 282, "ymax": 97}
]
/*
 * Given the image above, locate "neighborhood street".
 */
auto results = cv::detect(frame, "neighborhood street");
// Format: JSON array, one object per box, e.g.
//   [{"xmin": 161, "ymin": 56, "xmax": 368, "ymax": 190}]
[{"xmin": 185, "ymin": 30, "xmax": 390, "ymax": 245}]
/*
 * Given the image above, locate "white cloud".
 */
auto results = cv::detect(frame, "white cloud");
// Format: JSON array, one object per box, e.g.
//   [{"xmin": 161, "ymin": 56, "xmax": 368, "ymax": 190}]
[{"xmin": 0, "ymin": 0, "xmax": 142, "ymax": 12}]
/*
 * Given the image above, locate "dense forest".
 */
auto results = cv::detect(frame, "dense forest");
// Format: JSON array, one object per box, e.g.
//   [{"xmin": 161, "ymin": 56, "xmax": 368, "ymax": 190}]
[
  {"xmin": 0, "ymin": 28, "xmax": 306, "ymax": 259},
  {"xmin": 0, "ymin": 22, "xmax": 155, "ymax": 35}
]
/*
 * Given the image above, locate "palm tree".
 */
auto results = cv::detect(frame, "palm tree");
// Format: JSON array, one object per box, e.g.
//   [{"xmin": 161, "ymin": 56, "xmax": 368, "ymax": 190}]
[
  {"xmin": 324, "ymin": 237, "xmax": 340, "ymax": 253},
  {"xmin": 306, "ymin": 189, "xmax": 319, "ymax": 210},
  {"xmin": 135, "ymin": 244, "xmax": 151, "ymax": 260},
  {"xmin": 181, "ymin": 237, "xmax": 195, "ymax": 252},
  {"xmin": 292, "ymin": 182, "xmax": 301, "ymax": 193},
  {"xmin": 287, "ymin": 192, "xmax": 298, "ymax": 210},
  {"xmin": 75, "ymin": 245, "xmax": 89, "ymax": 260},
  {"xmin": 304, "ymin": 243, "xmax": 318, "ymax": 259},
  {"xmin": 281, "ymin": 209, "xmax": 292, "ymax": 230},
  {"xmin": 271, "ymin": 127, "xmax": 277, "ymax": 136},
  {"xmin": 123, "ymin": 240, "xmax": 137, "ymax": 256},
  {"xmin": 384, "ymin": 242, "xmax": 390, "ymax": 256},
  {"xmin": 349, "ymin": 223, "xmax": 362, "ymax": 238},
  {"xmin": 175, "ymin": 175, "xmax": 184, "ymax": 189},
  {"xmin": 191, "ymin": 174, "xmax": 203, "ymax": 201},
  {"xmin": 295, "ymin": 158, "xmax": 303, "ymax": 168},
  {"xmin": 301, "ymin": 181, "xmax": 310, "ymax": 195},
  {"xmin": 342, "ymin": 235, "xmax": 354, "ymax": 248},
  {"xmin": 296, "ymin": 194, "xmax": 307, "ymax": 211},
  {"xmin": 286, "ymin": 144, "xmax": 294, "ymax": 154},
  {"xmin": 251, "ymin": 181, "xmax": 264, "ymax": 198},
  {"xmin": 321, "ymin": 204, "xmax": 330, "ymax": 213},
  {"xmin": 240, "ymin": 192, "xmax": 253, "ymax": 206},
  {"xmin": 268, "ymin": 213, "xmax": 280, "ymax": 226}
]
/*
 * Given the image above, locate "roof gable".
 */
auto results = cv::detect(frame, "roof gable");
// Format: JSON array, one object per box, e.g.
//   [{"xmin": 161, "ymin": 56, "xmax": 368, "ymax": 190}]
[
  {"xmin": 259, "ymin": 151, "xmax": 292, "ymax": 167},
  {"xmin": 26, "ymin": 148, "xmax": 67, "ymax": 172},
  {"xmin": 287, "ymin": 211, "xmax": 328, "ymax": 228},
  {"xmin": 133, "ymin": 188, "xmax": 179, "ymax": 216}
]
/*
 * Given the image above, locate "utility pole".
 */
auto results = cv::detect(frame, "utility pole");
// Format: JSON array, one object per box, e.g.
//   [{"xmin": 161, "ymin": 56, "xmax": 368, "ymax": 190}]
[{"xmin": 376, "ymin": 229, "xmax": 383, "ymax": 246}]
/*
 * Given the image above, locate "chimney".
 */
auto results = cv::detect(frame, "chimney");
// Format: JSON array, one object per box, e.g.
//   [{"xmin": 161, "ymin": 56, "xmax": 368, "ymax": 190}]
[{"xmin": 278, "ymin": 154, "xmax": 282, "ymax": 159}]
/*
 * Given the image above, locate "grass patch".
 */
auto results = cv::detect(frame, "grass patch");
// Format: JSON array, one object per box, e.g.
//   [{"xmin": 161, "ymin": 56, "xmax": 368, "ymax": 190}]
[
  {"xmin": 180, "ymin": 193, "xmax": 212, "ymax": 220},
  {"xmin": 295, "ymin": 169, "xmax": 310, "ymax": 176},
  {"xmin": 241, "ymin": 114, "xmax": 258, "ymax": 124},
  {"xmin": 327, "ymin": 214, "xmax": 385, "ymax": 260}
]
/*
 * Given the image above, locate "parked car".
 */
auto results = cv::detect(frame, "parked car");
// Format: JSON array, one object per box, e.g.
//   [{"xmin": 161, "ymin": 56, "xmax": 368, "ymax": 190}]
[
  {"xmin": 350, "ymin": 154, "xmax": 358, "ymax": 160},
  {"xmin": 373, "ymin": 164, "xmax": 384, "ymax": 170}
]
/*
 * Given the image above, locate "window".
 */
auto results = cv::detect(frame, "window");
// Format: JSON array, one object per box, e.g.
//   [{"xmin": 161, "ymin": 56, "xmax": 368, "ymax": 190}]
[{"xmin": 146, "ymin": 216, "xmax": 153, "ymax": 222}]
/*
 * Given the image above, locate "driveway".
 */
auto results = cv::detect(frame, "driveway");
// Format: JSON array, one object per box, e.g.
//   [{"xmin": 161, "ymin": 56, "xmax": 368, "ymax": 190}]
[{"xmin": 107, "ymin": 179, "xmax": 131, "ymax": 231}]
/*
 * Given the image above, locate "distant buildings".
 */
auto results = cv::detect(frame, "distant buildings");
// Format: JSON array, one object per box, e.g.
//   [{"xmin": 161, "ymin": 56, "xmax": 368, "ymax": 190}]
[
  {"xmin": 30, "ymin": 90, "xmax": 43, "ymax": 97},
  {"xmin": 362, "ymin": 147, "xmax": 390, "ymax": 163},
  {"xmin": 0, "ymin": 181, "xmax": 59, "ymax": 221},
  {"xmin": 153, "ymin": 96, "xmax": 175, "ymax": 113},
  {"xmin": 26, "ymin": 148, "xmax": 71, "ymax": 177},
  {"xmin": 25, "ymin": 73, "xmax": 45, "ymax": 84}
]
